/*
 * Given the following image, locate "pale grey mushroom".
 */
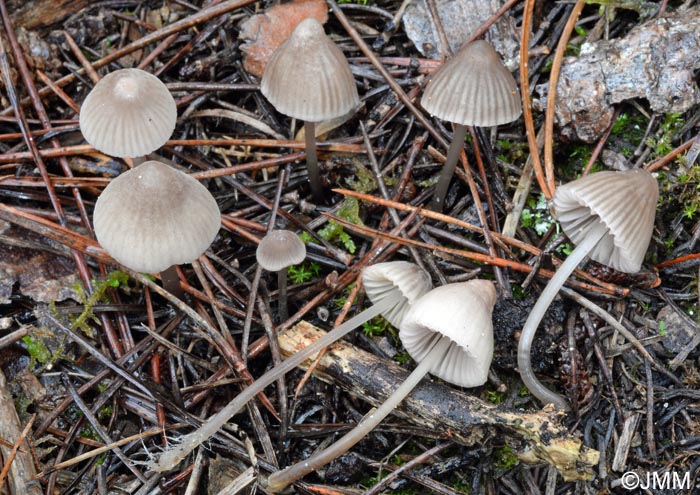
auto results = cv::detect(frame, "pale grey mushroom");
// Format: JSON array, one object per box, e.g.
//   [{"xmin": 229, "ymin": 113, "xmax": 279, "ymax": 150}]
[
  {"xmin": 256, "ymin": 230, "xmax": 307, "ymax": 321},
  {"xmin": 518, "ymin": 169, "xmax": 658, "ymax": 410},
  {"xmin": 422, "ymin": 40, "xmax": 521, "ymax": 211},
  {"xmin": 93, "ymin": 160, "xmax": 220, "ymax": 295},
  {"xmin": 79, "ymin": 68, "xmax": 177, "ymax": 158},
  {"xmin": 261, "ymin": 18, "xmax": 359, "ymax": 202}
]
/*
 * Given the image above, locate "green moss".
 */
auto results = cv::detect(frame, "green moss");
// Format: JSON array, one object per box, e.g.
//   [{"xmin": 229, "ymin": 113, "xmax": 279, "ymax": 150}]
[{"xmin": 494, "ymin": 445, "xmax": 519, "ymax": 470}]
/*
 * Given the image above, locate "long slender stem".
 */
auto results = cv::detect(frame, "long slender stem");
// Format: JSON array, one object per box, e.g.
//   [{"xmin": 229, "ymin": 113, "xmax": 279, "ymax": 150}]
[
  {"xmin": 266, "ymin": 336, "xmax": 451, "ymax": 492},
  {"xmin": 304, "ymin": 121, "xmax": 323, "ymax": 203},
  {"xmin": 517, "ymin": 222, "xmax": 608, "ymax": 410},
  {"xmin": 429, "ymin": 123, "xmax": 467, "ymax": 212},
  {"xmin": 277, "ymin": 269, "xmax": 289, "ymax": 323},
  {"xmin": 147, "ymin": 292, "xmax": 404, "ymax": 472}
]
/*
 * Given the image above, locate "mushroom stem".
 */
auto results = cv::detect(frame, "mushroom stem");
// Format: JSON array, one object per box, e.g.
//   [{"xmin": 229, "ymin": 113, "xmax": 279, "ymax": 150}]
[
  {"xmin": 265, "ymin": 335, "xmax": 452, "ymax": 492},
  {"xmin": 304, "ymin": 121, "xmax": 323, "ymax": 203},
  {"xmin": 429, "ymin": 123, "xmax": 468, "ymax": 212},
  {"xmin": 160, "ymin": 265, "xmax": 183, "ymax": 299},
  {"xmin": 277, "ymin": 268, "xmax": 289, "ymax": 322},
  {"xmin": 147, "ymin": 290, "xmax": 405, "ymax": 472},
  {"xmin": 517, "ymin": 222, "xmax": 608, "ymax": 410}
]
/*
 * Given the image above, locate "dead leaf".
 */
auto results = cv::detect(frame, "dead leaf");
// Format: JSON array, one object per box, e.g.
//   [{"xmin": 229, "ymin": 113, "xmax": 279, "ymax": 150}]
[
  {"xmin": 0, "ymin": 220, "xmax": 79, "ymax": 304},
  {"xmin": 239, "ymin": 0, "xmax": 328, "ymax": 77}
]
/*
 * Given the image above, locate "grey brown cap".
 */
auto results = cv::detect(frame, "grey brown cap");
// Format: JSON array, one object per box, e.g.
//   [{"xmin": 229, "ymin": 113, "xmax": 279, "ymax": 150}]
[
  {"xmin": 399, "ymin": 280, "xmax": 496, "ymax": 387},
  {"xmin": 551, "ymin": 169, "xmax": 658, "ymax": 273},
  {"xmin": 362, "ymin": 261, "xmax": 432, "ymax": 328},
  {"xmin": 256, "ymin": 230, "xmax": 307, "ymax": 271},
  {"xmin": 80, "ymin": 68, "xmax": 177, "ymax": 158},
  {"xmin": 422, "ymin": 40, "xmax": 521, "ymax": 127},
  {"xmin": 94, "ymin": 160, "xmax": 220, "ymax": 273},
  {"xmin": 260, "ymin": 18, "xmax": 359, "ymax": 122}
]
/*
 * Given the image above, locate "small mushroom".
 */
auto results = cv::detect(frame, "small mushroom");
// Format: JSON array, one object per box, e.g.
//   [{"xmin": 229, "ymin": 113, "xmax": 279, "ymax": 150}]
[
  {"xmin": 146, "ymin": 261, "xmax": 431, "ymax": 472},
  {"xmin": 421, "ymin": 40, "xmax": 521, "ymax": 211},
  {"xmin": 265, "ymin": 280, "xmax": 496, "ymax": 492},
  {"xmin": 261, "ymin": 18, "xmax": 359, "ymax": 202},
  {"xmin": 93, "ymin": 160, "xmax": 220, "ymax": 295},
  {"xmin": 518, "ymin": 169, "xmax": 658, "ymax": 410},
  {"xmin": 256, "ymin": 230, "xmax": 307, "ymax": 322},
  {"xmin": 79, "ymin": 68, "xmax": 177, "ymax": 158}
]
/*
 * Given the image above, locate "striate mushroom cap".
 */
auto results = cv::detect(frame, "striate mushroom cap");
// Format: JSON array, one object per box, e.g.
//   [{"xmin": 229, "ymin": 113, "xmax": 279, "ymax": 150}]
[
  {"xmin": 421, "ymin": 40, "xmax": 521, "ymax": 127},
  {"xmin": 551, "ymin": 169, "xmax": 658, "ymax": 274},
  {"xmin": 362, "ymin": 261, "xmax": 432, "ymax": 328},
  {"xmin": 94, "ymin": 160, "xmax": 220, "ymax": 273},
  {"xmin": 256, "ymin": 230, "xmax": 307, "ymax": 272},
  {"xmin": 79, "ymin": 68, "xmax": 177, "ymax": 158},
  {"xmin": 260, "ymin": 17, "xmax": 359, "ymax": 122},
  {"xmin": 399, "ymin": 280, "xmax": 496, "ymax": 387}
]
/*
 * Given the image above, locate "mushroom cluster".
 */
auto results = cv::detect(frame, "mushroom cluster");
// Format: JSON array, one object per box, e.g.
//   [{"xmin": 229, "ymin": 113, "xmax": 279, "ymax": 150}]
[
  {"xmin": 80, "ymin": 68, "xmax": 220, "ymax": 294},
  {"xmin": 265, "ymin": 278, "xmax": 497, "ymax": 492}
]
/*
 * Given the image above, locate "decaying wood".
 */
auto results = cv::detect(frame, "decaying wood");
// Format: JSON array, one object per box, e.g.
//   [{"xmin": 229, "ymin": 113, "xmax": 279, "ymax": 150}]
[
  {"xmin": 537, "ymin": 5, "xmax": 700, "ymax": 142},
  {"xmin": 0, "ymin": 370, "xmax": 42, "ymax": 495},
  {"xmin": 278, "ymin": 321, "xmax": 599, "ymax": 482}
]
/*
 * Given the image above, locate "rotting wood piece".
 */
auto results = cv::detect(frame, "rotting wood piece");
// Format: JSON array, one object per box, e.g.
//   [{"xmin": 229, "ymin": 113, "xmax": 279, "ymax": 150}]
[{"xmin": 278, "ymin": 321, "xmax": 599, "ymax": 482}]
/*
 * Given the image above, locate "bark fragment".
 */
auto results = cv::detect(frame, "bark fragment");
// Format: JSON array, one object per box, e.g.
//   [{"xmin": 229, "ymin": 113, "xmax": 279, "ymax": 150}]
[
  {"xmin": 536, "ymin": 6, "xmax": 700, "ymax": 142},
  {"xmin": 279, "ymin": 321, "xmax": 600, "ymax": 481}
]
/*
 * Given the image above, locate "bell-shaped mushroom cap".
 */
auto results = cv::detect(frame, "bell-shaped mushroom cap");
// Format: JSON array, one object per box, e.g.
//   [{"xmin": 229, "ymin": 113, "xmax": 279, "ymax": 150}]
[
  {"xmin": 362, "ymin": 261, "xmax": 433, "ymax": 328},
  {"xmin": 551, "ymin": 169, "xmax": 658, "ymax": 274},
  {"xmin": 94, "ymin": 160, "xmax": 220, "ymax": 273},
  {"xmin": 256, "ymin": 230, "xmax": 307, "ymax": 271},
  {"xmin": 399, "ymin": 280, "xmax": 496, "ymax": 387},
  {"xmin": 421, "ymin": 40, "xmax": 521, "ymax": 127},
  {"xmin": 79, "ymin": 68, "xmax": 177, "ymax": 158},
  {"xmin": 260, "ymin": 18, "xmax": 359, "ymax": 123}
]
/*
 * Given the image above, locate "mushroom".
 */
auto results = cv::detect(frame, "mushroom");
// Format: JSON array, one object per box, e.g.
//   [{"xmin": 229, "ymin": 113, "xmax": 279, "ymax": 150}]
[
  {"xmin": 146, "ymin": 261, "xmax": 431, "ymax": 472},
  {"xmin": 79, "ymin": 68, "xmax": 177, "ymax": 158},
  {"xmin": 421, "ymin": 40, "xmax": 521, "ymax": 211},
  {"xmin": 93, "ymin": 160, "xmax": 220, "ymax": 295},
  {"xmin": 518, "ymin": 169, "xmax": 658, "ymax": 410},
  {"xmin": 256, "ymin": 230, "xmax": 307, "ymax": 321},
  {"xmin": 261, "ymin": 18, "xmax": 359, "ymax": 203},
  {"xmin": 264, "ymin": 279, "xmax": 496, "ymax": 492}
]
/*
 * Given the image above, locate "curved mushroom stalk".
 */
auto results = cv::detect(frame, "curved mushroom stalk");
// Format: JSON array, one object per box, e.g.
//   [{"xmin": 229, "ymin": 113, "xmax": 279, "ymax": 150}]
[
  {"xmin": 265, "ymin": 335, "xmax": 452, "ymax": 492},
  {"xmin": 517, "ymin": 222, "xmax": 608, "ymax": 410},
  {"xmin": 147, "ymin": 261, "xmax": 432, "ymax": 472},
  {"xmin": 517, "ymin": 169, "xmax": 658, "ymax": 410},
  {"xmin": 264, "ymin": 280, "xmax": 496, "ymax": 492}
]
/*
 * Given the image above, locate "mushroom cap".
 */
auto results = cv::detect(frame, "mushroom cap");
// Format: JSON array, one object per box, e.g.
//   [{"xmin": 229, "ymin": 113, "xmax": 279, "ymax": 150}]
[
  {"xmin": 256, "ymin": 230, "xmax": 307, "ymax": 271},
  {"xmin": 79, "ymin": 68, "xmax": 177, "ymax": 158},
  {"xmin": 94, "ymin": 160, "xmax": 220, "ymax": 273},
  {"xmin": 421, "ymin": 40, "xmax": 521, "ymax": 127},
  {"xmin": 399, "ymin": 280, "xmax": 496, "ymax": 387},
  {"xmin": 362, "ymin": 261, "xmax": 433, "ymax": 328},
  {"xmin": 260, "ymin": 18, "xmax": 359, "ymax": 122},
  {"xmin": 551, "ymin": 169, "xmax": 658, "ymax": 274}
]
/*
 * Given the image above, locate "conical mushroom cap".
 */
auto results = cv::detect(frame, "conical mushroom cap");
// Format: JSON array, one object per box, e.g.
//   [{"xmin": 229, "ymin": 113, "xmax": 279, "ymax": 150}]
[
  {"xmin": 261, "ymin": 18, "xmax": 359, "ymax": 122},
  {"xmin": 256, "ymin": 230, "xmax": 307, "ymax": 271},
  {"xmin": 399, "ymin": 280, "xmax": 496, "ymax": 387},
  {"xmin": 79, "ymin": 68, "xmax": 177, "ymax": 158},
  {"xmin": 94, "ymin": 160, "xmax": 220, "ymax": 273},
  {"xmin": 551, "ymin": 169, "xmax": 658, "ymax": 273},
  {"xmin": 422, "ymin": 40, "xmax": 521, "ymax": 127},
  {"xmin": 362, "ymin": 261, "xmax": 432, "ymax": 328}
]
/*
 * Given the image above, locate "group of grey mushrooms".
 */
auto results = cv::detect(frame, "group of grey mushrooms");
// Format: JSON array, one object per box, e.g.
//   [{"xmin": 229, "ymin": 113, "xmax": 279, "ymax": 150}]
[{"xmin": 78, "ymin": 16, "xmax": 659, "ymax": 490}]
